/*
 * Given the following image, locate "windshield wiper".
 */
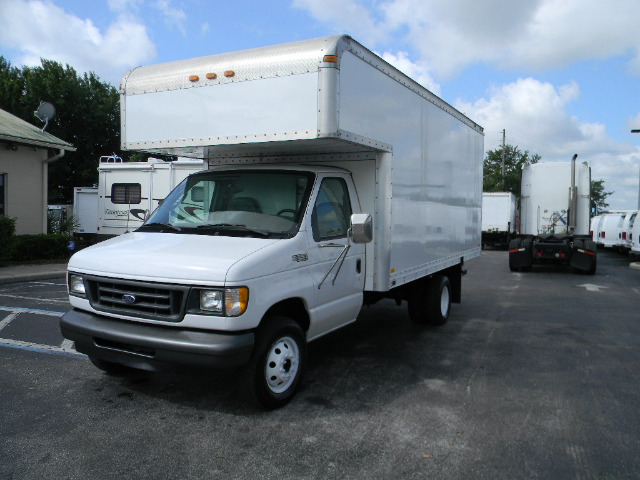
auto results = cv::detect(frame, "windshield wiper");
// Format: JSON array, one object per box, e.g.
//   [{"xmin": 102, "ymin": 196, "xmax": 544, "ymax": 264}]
[
  {"xmin": 137, "ymin": 222, "xmax": 182, "ymax": 232},
  {"xmin": 191, "ymin": 223, "xmax": 269, "ymax": 237}
]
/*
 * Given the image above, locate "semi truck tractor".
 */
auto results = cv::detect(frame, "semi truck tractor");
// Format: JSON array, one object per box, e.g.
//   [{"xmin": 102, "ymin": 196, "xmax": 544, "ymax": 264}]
[
  {"xmin": 509, "ymin": 155, "xmax": 596, "ymax": 274},
  {"xmin": 60, "ymin": 35, "xmax": 484, "ymax": 408}
]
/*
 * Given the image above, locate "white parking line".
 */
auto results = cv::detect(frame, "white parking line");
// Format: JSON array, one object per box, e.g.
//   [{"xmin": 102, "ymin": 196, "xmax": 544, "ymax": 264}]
[
  {"xmin": 0, "ymin": 312, "xmax": 19, "ymax": 332},
  {"xmin": 0, "ymin": 306, "xmax": 82, "ymax": 357},
  {"xmin": 0, "ymin": 337, "xmax": 83, "ymax": 357},
  {"xmin": 0, "ymin": 305, "xmax": 65, "ymax": 315},
  {"xmin": 0, "ymin": 293, "xmax": 69, "ymax": 304}
]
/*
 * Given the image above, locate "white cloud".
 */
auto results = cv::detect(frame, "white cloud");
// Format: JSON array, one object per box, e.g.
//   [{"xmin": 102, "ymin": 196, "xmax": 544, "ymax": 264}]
[
  {"xmin": 295, "ymin": 0, "xmax": 640, "ymax": 78},
  {"xmin": 379, "ymin": 51, "xmax": 441, "ymax": 95},
  {"xmin": 154, "ymin": 0, "xmax": 187, "ymax": 35},
  {"xmin": 456, "ymin": 78, "xmax": 640, "ymax": 210},
  {"xmin": 0, "ymin": 0, "xmax": 156, "ymax": 84},
  {"xmin": 628, "ymin": 114, "xmax": 640, "ymax": 132},
  {"xmin": 292, "ymin": 0, "xmax": 387, "ymax": 46}
]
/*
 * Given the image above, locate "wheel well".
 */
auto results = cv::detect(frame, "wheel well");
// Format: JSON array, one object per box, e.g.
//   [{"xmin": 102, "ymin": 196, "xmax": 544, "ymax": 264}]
[{"xmin": 263, "ymin": 298, "xmax": 310, "ymax": 333}]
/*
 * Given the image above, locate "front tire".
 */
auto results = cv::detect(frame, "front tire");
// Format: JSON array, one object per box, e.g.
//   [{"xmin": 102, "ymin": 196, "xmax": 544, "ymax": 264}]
[{"xmin": 240, "ymin": 316, "xmax": 306, "ymax": 409}]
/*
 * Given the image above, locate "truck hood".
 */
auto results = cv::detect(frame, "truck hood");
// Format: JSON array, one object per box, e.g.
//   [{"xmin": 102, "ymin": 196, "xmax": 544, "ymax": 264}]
[{"xmin": 68, "ymin": 232, "xmax": 279, "ymax": 284}]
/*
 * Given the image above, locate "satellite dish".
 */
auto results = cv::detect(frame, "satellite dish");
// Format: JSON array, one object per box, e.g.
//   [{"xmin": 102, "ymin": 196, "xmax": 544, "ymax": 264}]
[{"xmin": 34, "ymin": 102, "xmax": 56, "ymax": 131}]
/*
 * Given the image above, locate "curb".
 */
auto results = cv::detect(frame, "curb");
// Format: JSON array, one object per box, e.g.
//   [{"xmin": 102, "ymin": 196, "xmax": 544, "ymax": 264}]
[{"xmin": 0, "ymin": 264, "xmax": 68, "ymax": 285}]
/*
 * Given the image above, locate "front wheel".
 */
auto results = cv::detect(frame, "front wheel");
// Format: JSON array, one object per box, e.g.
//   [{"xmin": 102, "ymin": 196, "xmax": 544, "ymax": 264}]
[{"xmin": 240, "ymin": 316, "xmax": 306, "ymax": 409}]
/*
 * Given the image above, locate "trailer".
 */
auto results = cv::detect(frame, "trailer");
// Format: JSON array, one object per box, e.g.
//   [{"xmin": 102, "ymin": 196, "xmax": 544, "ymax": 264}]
[
  {"xmin": 96, "ymin": 155, "xmax": 206, "ymax": 236},
  {"xmin": 509, "ymin": 156, "xmax": 596, "ymax": 274},
  {"xmin": 72, "ymin": 187, "xmax": 98, "ymax": 236},
  {"xmin": 60, "ymin": 35, "xmax": 484, "ymax": 408},
  {"xmin": 481, "ymin": 192, "xmax": 516, "ymax": 248}
]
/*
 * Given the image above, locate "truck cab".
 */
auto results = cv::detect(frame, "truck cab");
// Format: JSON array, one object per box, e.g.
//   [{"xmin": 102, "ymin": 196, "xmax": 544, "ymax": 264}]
[{"xmin": 62, "ymin": 165, "xmax": 371, "ymax": 407}]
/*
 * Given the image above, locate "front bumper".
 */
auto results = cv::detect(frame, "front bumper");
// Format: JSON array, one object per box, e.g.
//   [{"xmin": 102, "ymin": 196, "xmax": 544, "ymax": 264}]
[{"xmin": 60, "ymin": 309, "xmax": 254, "ymax": 371}]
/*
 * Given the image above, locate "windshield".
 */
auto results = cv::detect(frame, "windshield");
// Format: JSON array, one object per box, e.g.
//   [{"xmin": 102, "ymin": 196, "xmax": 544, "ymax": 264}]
[{"xmin": 139, "ymin": 170, "xmax": 314, "ymax": 238}]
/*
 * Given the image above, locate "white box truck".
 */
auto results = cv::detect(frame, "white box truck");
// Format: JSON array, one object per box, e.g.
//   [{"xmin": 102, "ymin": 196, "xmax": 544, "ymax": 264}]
[
  {"xmin": 509, "ymin": 156, "xmax": 596, "ymax": 274},
  {"xmin": 96, "ymin": 155, "xmax": 206, "ymax": 236},
  {"xmin": 73, "ymin": 187, "xmax": 98, "ymax": 236},
  {"xmin": 60, "ymin": 35, "xmax": 484, "ymax": 408},
  {"xmin": 481, "ymin": 192, "xmax": 516, "ymax": 248}
]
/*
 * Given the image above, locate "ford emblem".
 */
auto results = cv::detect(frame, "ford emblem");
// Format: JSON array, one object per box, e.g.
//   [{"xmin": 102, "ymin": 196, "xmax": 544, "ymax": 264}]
[{"xmin": 122, "ymin": 294, "xmax": 136, "ymax": 304}]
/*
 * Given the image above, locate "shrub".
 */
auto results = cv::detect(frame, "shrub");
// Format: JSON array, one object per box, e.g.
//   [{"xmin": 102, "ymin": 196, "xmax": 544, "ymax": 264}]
[
  {"xmin": 0, "ymin": 216, "xmax": 17, "ymax": 262},
  {"xmin": 10, "ymin": 234, "xmax": 73, "ymax": 262},
  {"xmin": 0, "ymin": 215, "xmax": 16, "ymax": 240}
]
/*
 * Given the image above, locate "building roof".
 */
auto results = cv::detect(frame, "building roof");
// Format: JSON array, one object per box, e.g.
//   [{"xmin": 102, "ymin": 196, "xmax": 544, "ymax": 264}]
[{"xmin": 0, "ymin": 107, "xmax": 76, "ymax": 151}]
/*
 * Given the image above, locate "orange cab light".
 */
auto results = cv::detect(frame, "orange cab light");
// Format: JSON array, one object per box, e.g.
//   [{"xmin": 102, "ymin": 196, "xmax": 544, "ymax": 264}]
[
  {"xmin": 206, "ymin": 72, "xmax": 217, "ymax": 80},
  {"xmin": 224, "ymin": 70, "xmax": 235, "ymax": 78},
  {"xmin": 189, "ymin": 75, "xmax": 199, "ymax": 82},
  {"xmin": 323, "ymin": 55, "xmax": 338, "ymax": 63}
]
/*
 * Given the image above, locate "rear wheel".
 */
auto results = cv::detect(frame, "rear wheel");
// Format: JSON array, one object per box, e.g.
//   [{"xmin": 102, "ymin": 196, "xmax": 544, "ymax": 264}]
[
  {"xmin": 240, "ymin": 316, "xmax": 306, "ymax": 409},
  {"xmin": 408, "ymin": 275, "xmax": 451, "ymax": 326}
]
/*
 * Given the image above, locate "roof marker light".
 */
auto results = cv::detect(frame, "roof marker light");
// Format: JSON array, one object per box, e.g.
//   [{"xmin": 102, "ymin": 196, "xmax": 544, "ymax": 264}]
[
  {"xmin": 224, "ymin": 70, "xmax": 235, "ymax": 78},
  {"xmin": 189, "ymin": 75, "xmax": 199, "ymax": 82},
  {"xmin": 206, "ymin": 72, "xmax": 217, "ymax": 80}
]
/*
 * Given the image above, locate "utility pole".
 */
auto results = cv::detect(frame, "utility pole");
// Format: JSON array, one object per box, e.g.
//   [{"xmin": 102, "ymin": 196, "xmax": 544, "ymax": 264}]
[
  {"xmin": 501, "ymin": 129, "xmax": 506, "ymax": 189},
  {"xmin": 633, "ymin": 130, "xmax": 640, "ymax": 208}
]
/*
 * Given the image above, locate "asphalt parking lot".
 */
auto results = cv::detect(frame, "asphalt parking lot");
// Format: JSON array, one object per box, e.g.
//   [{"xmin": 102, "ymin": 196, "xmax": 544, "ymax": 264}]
[{"xmin": 1, "ymin": 249, "xmax": 639, "ymax": 479}]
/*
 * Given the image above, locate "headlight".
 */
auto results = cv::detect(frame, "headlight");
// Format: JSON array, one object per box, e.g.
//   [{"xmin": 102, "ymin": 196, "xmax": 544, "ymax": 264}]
[
  {"xmin": 200, "ymin": 290, "xmax": 223, "ymax": 313},
  {"xmin": 69, "ymin": 274, "xmax": 86, "ymax": 296},
  {"xmin": 199, "ymin": 287, "xmax": 248, "ymax": 316}
]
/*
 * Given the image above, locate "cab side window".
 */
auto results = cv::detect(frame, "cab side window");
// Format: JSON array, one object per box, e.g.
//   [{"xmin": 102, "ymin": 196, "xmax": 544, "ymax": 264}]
[{"xmin": 312, "ymin": 178, "xmax": 352, "ymax": 241}]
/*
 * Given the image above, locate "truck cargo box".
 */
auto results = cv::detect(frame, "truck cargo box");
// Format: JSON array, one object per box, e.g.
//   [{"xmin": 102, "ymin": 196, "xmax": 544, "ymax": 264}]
[{"xmin": 120, "ymin": 35, "xmax": 485, "ymax": 291}]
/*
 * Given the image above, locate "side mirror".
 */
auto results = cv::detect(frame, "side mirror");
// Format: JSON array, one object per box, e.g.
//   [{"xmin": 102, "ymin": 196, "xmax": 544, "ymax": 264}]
[{"xmin": 350, "ymin": 213, "xmax": 373, "ymax": 244}]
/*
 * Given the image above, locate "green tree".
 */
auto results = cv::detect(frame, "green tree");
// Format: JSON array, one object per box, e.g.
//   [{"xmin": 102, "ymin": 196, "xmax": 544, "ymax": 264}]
[
  {"xmin": 483, "ymin": 144, "xmax": 541, "ymax": 197},
  {"xmin": 591, "ymin": 179, "xmax": 613, "ymax": 214},
  {"xmin": 0, "ymin": 57, "xmax": 122, "ymax": 203}
]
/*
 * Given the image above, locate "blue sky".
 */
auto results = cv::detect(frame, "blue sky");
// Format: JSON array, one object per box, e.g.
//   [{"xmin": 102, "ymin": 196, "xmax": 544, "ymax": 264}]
[{"xmin": 1, "ymin": 0, "xmax": 640, "ymax": 210}]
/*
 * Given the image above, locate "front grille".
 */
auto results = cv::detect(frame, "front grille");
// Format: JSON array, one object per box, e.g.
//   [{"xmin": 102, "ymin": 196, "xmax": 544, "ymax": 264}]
[{"xmin": 85, "ymin": 276, "xmax": 189, "ymax": 322}]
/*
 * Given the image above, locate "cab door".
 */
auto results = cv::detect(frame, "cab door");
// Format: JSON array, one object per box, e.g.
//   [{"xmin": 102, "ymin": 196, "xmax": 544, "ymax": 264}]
[{"xmin": 306, "ymin": 174, "xmax": 365, "ymax": 339}]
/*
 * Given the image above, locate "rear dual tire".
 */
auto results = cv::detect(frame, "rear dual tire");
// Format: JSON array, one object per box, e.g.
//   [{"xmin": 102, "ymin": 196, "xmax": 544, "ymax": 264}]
[{"xmin": 408, "ymin": 275, "xmax": 451, "ymax": 326}]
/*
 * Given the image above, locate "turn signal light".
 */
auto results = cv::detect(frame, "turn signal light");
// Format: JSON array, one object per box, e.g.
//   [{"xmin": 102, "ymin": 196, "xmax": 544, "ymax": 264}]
[{"xmin": 323, "ymin": 55, "xmax": 338, "ymax": 63}]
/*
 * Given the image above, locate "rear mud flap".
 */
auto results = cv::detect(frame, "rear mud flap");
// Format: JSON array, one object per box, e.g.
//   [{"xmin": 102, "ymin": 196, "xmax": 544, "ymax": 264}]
[
  {"xmin": 570, "ymin": 248, "xmax": 596, "ymax": 272},
  {"xmin": 509, "ymin": 247, "xmax": 532, "ymax": 270}
]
